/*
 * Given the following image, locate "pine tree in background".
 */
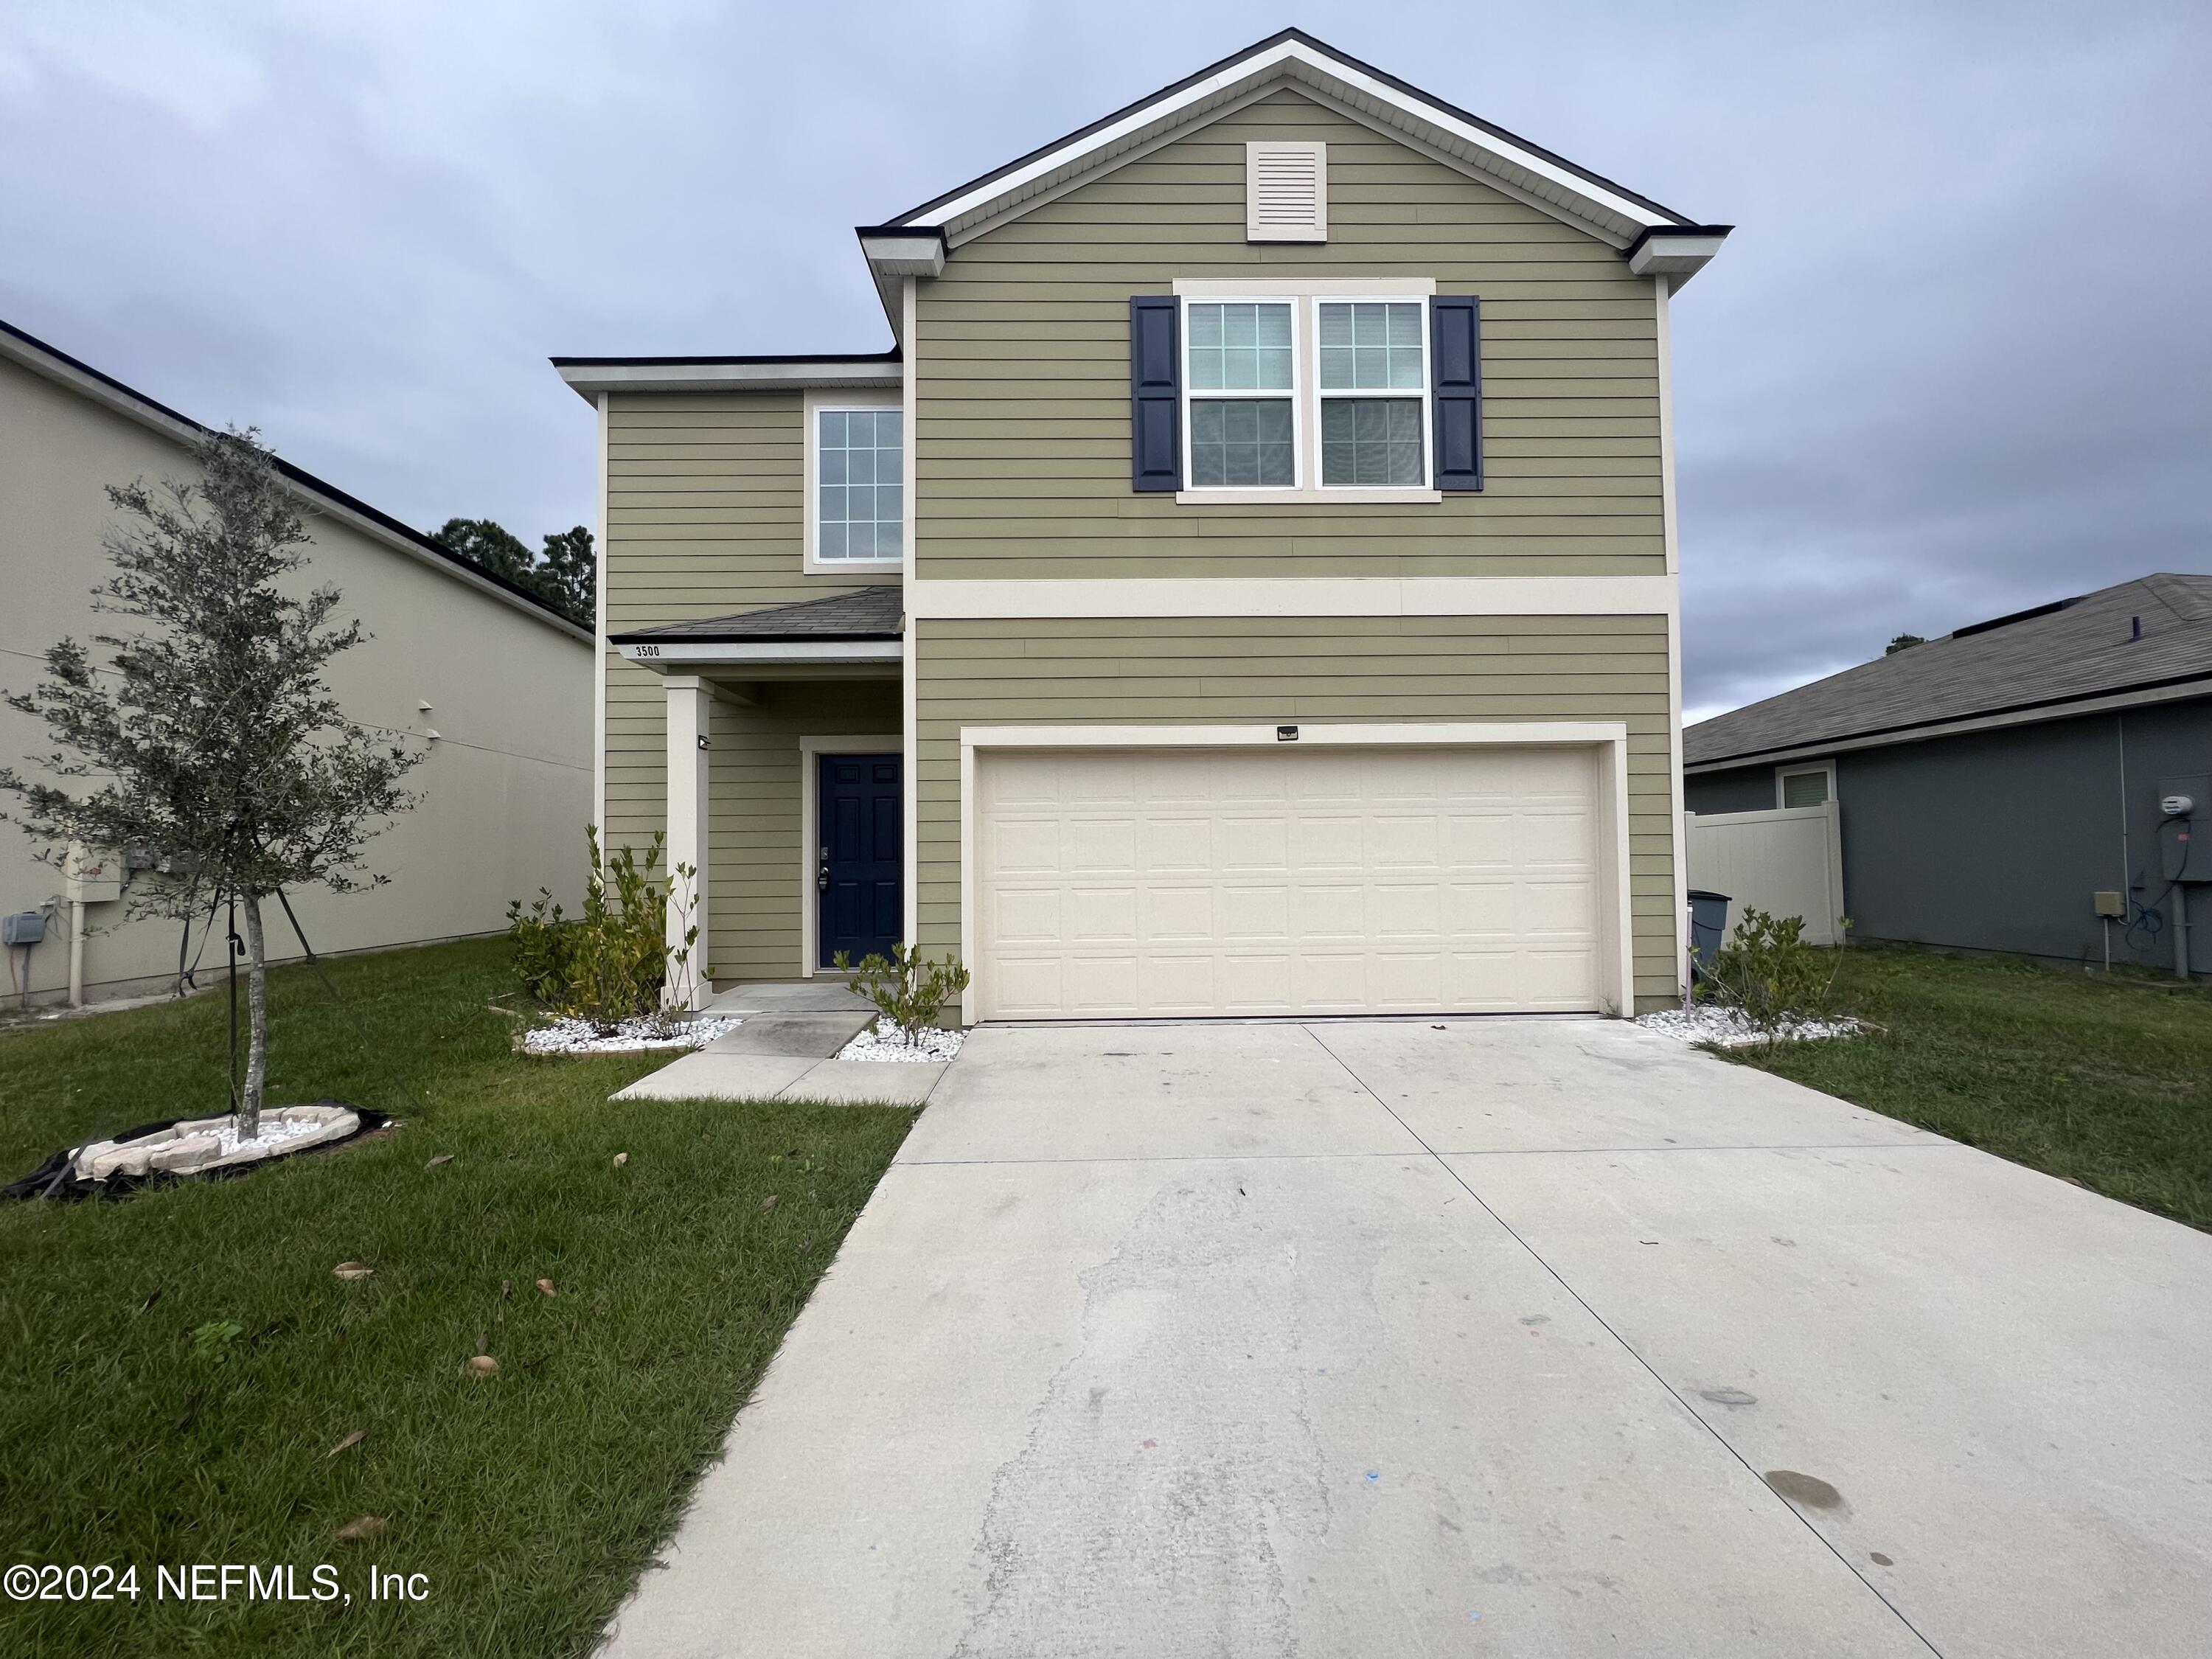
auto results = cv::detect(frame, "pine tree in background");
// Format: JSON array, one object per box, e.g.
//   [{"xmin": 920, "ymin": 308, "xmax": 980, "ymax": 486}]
[
  {"xmin": 1, "ymin": 429, "xmax": 422, "ymax": 1136},
  {"xmin": 434, "ymin": 517, "xmax": 594, "ymax": 626}
]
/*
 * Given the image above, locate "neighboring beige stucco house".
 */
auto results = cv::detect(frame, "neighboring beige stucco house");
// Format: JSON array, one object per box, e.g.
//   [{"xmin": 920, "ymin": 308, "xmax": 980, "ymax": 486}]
[
  {"xmin": 1, "ymin": 317, "xmax": 594, "ymax": 1006},
  {"xmin": 557, "ymin": 29, "xmax": 1728, "ymax": 1020}
]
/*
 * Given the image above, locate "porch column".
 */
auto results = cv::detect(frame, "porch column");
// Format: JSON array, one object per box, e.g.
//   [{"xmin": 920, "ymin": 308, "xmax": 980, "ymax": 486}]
[{"xmin": 662, "ymin": 675, "xmax": 712, "ymax": 1011}]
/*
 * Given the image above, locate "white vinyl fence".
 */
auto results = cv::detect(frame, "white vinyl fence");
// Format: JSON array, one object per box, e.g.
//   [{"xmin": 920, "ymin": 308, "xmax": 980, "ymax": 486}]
[{"xmin": 1685, "ymin": 801, "xmax": 1847, "ymax": 946}]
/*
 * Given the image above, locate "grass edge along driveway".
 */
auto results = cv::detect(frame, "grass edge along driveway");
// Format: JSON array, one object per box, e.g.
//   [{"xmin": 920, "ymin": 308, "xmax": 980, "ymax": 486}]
[
  {"xmin": 1720, "ymin": 941, "xmax": 2212, "ymax": 1232},
  {"xmin": 0, "ymin": 936, "xmax": 916, "ymax": 1658}
]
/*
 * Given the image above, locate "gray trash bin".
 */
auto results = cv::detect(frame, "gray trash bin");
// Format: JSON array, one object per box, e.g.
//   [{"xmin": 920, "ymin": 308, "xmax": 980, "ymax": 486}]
[{"xmin": 1686, "ymin": 890, "xmax": 1731, "ymax": 978}]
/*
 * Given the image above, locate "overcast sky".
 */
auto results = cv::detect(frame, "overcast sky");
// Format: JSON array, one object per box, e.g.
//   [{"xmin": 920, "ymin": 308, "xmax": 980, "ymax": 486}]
[{"xmin": 4, "ymin": 1, "xmax": 2206, "ymax": 720}]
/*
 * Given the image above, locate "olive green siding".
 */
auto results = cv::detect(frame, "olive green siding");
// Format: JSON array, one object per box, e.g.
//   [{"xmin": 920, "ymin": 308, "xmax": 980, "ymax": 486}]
[
  {"xmin": 914, "ymin": 615, "xmax": 1681, "ymax": 1010},
  {"xmin": 914, "ymin": 87, "xmax": 1665, "ymax": 580},
  {"xmin": 602, "ymin": 389, "xmax": 899, "ymax": 978}
]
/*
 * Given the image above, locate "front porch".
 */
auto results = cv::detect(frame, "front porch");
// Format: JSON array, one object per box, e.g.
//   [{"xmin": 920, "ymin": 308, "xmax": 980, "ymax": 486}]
[{"xmin": 611, "ymin": 588, "xmax": 906, "ymax": 1008}]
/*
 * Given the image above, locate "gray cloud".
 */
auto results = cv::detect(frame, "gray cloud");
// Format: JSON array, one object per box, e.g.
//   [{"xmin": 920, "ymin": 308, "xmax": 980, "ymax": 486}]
[{"xmin": 4, "ymin": 1, "xmax": 2205, "ymax": 720}]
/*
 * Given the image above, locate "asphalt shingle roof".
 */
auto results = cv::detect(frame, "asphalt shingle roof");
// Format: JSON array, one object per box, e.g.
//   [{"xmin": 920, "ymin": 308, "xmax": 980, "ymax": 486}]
[
  {"xmin": 1684, "ymin": 574, "xmax": 2212, "ymax": 768},
  {"xmin": 609, "ymin": 585, "xmax": 902, "ymax": 644}
]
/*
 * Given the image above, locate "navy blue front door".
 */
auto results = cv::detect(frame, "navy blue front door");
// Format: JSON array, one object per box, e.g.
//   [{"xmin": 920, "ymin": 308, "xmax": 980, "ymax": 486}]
[{"xmin": 818, "ymin": 754, "xmax": 901, "ymax": 968}]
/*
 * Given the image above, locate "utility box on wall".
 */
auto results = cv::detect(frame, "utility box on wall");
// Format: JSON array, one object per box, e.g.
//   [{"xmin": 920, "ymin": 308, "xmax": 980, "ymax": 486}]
[{"xmin": 2157, "ymin": 774, "xmax": 2211, "ymax": 883}]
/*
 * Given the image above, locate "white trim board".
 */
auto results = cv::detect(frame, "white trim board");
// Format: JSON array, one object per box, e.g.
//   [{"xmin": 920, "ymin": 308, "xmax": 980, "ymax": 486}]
[
  {"xmin": 956, "ymin": 720, "xmax": 1637, "ymax": 1023},
  {"xmin": 594, "ymin": 390, "xmax": 611, "ymax": 836},
  {"xmin": 556, "ymin": 361, "xmax": 901, "ymax": 399},
  {"xmin": 617, "ymin": 640, "xmax": 902, "ymax": 667},
  {"xmin": 799, "ymin": 735, "xmax": 905, "ymax": 978},
  {"xmin": 908, "ymin": 576, "xmax": 1677, "ymax": 620}
]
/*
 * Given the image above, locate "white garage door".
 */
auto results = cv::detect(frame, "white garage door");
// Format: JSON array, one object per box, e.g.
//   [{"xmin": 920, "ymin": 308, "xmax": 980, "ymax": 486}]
[{"xmin": 974, "ymin": 745, "xmax": 1604, "ymax": 1020}]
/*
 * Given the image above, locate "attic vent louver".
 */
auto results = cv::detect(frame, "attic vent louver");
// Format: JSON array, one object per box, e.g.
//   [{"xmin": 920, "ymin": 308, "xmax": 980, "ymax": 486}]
[{"xmin": 1246, "ymin": 142, "xmax": 1326, "ymax": 242}]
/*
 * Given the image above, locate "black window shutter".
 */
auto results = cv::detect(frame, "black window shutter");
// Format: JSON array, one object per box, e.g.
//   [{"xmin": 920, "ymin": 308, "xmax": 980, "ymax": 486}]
[
  {"xmin": 1130, "ymin": 296, "xmax": 1180, "ymax": 492},
  {"xmin": 1430, "ymin": 295, "xmax": 1484, "ymax": 492}
]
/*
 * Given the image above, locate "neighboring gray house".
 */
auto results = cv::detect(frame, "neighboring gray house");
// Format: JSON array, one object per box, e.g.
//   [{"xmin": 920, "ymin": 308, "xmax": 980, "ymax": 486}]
[{"xmin": 1683, "ymin": 574, "xmax": 2212, "ymax": 975}]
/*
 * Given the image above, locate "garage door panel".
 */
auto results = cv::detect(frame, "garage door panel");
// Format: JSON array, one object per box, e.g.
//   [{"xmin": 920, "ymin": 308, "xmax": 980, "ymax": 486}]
[
  {"xmin": 1290, "ymin": 813, "xmax": 1366, "ymax": 870},
  {"xmin": 992, "ymin": 816, "xmax": 1062, "ymax": 875},
  {"xmin": 1441, "ymin": 810, "xmax": 1516, "ymax": 868},
  {"xmin": 1066, "ymin": 885, "xmax": 1137, "ymax": 942},
  {"xmin": 1520, "ymin": 876, "xmax": 1600, "ymax": 937},
  {"xmin": 1141, "ymin": 885, "xmax": 1214, "ymax": 942},
  {"xmin": 1368, "ymin": 813, "xmax": 1441, "ymax": 869},
  {"xmin": 1138, "ymin": 815, "xmax": 1212, "ymax": 874},
  {"xmin": 1220, "ymin": 885, "xmax": 1290, "ymax": 942},
  {"xmin": 976, "ymin": 745, "xmax": 1604, "ymax": 1019},
  {"xmin": 1293, "ymin": 951, "xmax": 1370, "ymax": 1008},
  {"xmin": 1293, "ymin": 883, "xmax": 1366, "ymax": 942},
  {"xmin": 992, "ymin": 886, "xmax": 1062, "ymax": 945},
  {"xmin": 1220, "ymin": 953, "xmax": 1293, "ymax": 1012},
  {"xmin": 1065, "ymin": 956, "xmax": 1140, "ymax": 1015},
  {"xmin": 1370, "ymin": 883, "xmax": 1445, "ymax": 940},
  {"xmin": 1219, "ymin": 815, "xmax": 1290, "ymax": 874}
]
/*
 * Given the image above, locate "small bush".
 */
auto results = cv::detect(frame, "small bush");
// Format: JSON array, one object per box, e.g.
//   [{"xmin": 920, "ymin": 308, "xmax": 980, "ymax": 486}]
[
  {"xmin": 507, "ymin": 827, "xmax": 705, "ymax": 1032},
  {"xmin": 1702, "ymin": 907, "xmax": 1848, "ymax": 1033},
  {"xmin": 505, "ymin": 888, "xmax": 569, "ymax": 1004},
  {"xmin": 832, "ymin": 943, "xmax": 971, "ymax": 1044}
]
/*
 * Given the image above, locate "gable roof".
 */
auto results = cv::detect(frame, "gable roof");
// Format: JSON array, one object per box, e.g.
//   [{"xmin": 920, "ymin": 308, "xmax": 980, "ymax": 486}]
[
  {"xmin": 557, "ymin": 31, "xmax": 1728, "ymax": 380},
  {"xmin": 869, "ymin": 29, "xmax": 1725, "ymax": 260},
  {"xmin": 1, "ymin": 316, "xmax": 591, "ymax": 642},
  {"xmin": 1684, "ymin": 574, "xmax": 2212, "ymax": 771}
]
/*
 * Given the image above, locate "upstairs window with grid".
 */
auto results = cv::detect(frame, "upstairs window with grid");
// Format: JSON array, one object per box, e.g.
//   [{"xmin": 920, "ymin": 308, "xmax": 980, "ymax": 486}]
[
  {"xmin": 816, "ymin": 408, "xmax": 903, "ymax": 560},
  {"xmin": 1317, "ymin": 301, "xmax": 1427, "ymax": 487},
  {"xmin": 1185, "ymin": 301, "xmax": 1295, "ymax": 488}
]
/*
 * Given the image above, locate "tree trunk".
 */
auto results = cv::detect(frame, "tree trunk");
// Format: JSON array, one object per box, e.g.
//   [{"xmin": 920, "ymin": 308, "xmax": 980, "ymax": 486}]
[{"xmin": 239, "ymin": 889, "xmax": 269, "ymax": 1140}]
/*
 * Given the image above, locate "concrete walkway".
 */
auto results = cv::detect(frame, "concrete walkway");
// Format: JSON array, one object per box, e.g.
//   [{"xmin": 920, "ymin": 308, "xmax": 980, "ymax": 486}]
[
  {"xmin": 600, "ymin": 1018, "xmax": 2212, "ymax": 1658},
  {"xmin": 613, "ymin": 981, "xmax": 949, "ymax": 1106}
]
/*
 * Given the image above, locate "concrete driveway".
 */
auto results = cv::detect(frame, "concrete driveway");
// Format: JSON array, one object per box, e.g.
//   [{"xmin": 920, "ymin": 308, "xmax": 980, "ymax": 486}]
[{"xmin": 602, "ymin": 1018, "xmax": 2212, "ymax": 1658}]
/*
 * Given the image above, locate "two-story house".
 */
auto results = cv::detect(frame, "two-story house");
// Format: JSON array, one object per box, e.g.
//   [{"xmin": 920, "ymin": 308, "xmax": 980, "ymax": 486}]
[{"xmin": 554, "ymin": 29, "xmax": 1727, "ymax": 1023}]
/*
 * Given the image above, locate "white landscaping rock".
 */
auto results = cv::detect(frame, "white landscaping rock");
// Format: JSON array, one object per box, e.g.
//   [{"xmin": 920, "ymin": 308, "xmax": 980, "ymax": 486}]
[
  {"xmin": 838, "ymin": 1022, "xmax": 965, "ymax": 1063},
  {"xmin": 523, "ymin": 1015, "xmax": 739, "ymax": 1056},
  {"xmin": 1635, "ymin": 1005, "xmax": 1863, "ymax": 1048},
  {"xmin": 72, "ymin": 1103, "xmax": 362, "ymax": 1181}
]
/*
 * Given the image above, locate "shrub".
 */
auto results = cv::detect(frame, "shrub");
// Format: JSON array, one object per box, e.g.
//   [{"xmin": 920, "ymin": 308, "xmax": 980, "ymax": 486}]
[
  {"xmin": 507, "ymin": 827, "xmax": 706, "ymax": 1032},
  {"xmin": 506, "ymin": 888, "xmax": 569, "ymax": 1004},
  {"xmin": 832, "ymin": 943, "xmax": 971, "ymax": 1045},
  {"xmin": 1701, "ymin": 907, "xmax": 1849, "ymax": 1033}
]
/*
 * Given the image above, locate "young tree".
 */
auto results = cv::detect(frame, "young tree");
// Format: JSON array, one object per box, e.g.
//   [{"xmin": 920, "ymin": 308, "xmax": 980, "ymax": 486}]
[{"xmin": 1, "ymin": 429, "xmax": 422, "ymax": 1136}]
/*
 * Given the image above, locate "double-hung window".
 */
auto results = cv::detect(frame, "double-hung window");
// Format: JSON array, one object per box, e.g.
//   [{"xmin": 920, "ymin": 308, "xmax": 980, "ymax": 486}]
[
  {"xmin": 1176, "ymin": 293, "xmax": 1433, "ymax": 495},
  {"xmin": 1316, "ymin": 301, "xmax": 1427, "ymax": 487},
  {"xmin": 1184, "ymin": 300, "xmax": 1297, "ymax": 488},
  {"xmin": 814, "ymin": 406, "xmax": 902, "ymax": 563}
]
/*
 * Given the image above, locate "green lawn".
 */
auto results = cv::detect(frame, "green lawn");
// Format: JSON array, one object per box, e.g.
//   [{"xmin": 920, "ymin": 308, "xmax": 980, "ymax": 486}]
[
  {"xmin": 1721, "ymin": 942, "xmax": 2212, "ymax": 1230},
  {"xmin": 0, "ymin": 937, "xmax": 916, "ymax": 1658}
]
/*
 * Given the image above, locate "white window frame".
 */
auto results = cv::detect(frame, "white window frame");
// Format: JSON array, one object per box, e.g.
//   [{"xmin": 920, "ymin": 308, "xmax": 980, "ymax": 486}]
[
  {"xmin": 1775, "ymin": 760, "xmax": 1836, "ymax": 810},
  {"xmin": 804, "ymin": 387, "xmax": 904, "ymax": 574},
  {"xmin": 1310, "ymin": 295, "xmax": 1432, "ymax": 493},
  {"xmin": 1170, "ymin": 277, "xmax": 1441, "ymax": 506},
  {"xmin": 1179, "ymin": 295, "xmax": 1303, "ymax": 495}
]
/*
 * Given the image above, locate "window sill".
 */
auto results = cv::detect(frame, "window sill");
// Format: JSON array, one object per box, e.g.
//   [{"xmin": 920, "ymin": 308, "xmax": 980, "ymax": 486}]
[
  {"xmin": 1173, "ymin": 487, "xmax": 1443, "ymax": 506},
  {"xmin": 804, "ymin": 558, "xmax": 904, "ymax": 577}
]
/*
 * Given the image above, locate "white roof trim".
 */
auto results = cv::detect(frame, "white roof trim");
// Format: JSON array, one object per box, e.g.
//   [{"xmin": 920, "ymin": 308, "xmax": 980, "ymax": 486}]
[
  {"xmin": 1, "ymin": 323, "xmax": 592, "ymax": 644},
  {"xmin": 555, "ymin": 360, "xmax": 901, "ymax": 400},
  {"xmin": 900, "ymin": 38, "xmax": 1683, "ymax": 246}
]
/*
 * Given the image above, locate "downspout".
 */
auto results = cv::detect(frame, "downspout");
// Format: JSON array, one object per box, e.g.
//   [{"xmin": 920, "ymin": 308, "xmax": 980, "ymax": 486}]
[{"xmin": 69, "ymin": 899, "xmax": 85, "ymax": 1007}]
